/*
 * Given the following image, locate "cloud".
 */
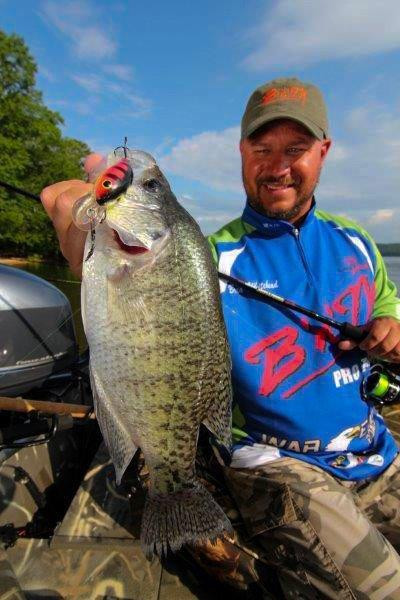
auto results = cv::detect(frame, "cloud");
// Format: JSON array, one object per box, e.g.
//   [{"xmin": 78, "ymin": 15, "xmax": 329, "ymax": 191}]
[
  {"xmin": 368, "ymin": 210, "xmax": 395, "ymax": 225},
  {"xmin": 197, "ymin": 211, "xmax": 238, "ymax": 225},
  {"xmin": 160, "ymin": 102, "xmax": 400, "ymax": 240},
  {"xmin": 242, "ymin": 0, "xmax": 400, "ymax": 70},
  {"xmin": 102, "ymin": 64, "xmax": 134, "ymax": 81},
  {"xmin": 160, "ymin": 127, "xmax": 242, "ymax": 193},
  {"xmin": 315, "ymin": 103, "xmax": 400, "ymax": 241},
  {"xmin": 320, "ymin": 103, "xmax": 400, "ymax": 205},
  {"xmin": 158, "ymin": 128, "xmax": 244, "ymax": 233},
  {"xmin": 71, "ymin": 74, "xmax": 102, "ymax": 94},
  {"xmin": 123, "ymin": 93, "xmax": 153, "ymax": 117},
  {"xmin": 177, "ymin": 194, "xmax": 243, "ymax": 235},
  {"xmin": 159, "ymin": 129, "xmax": 244, "ymax": 234},
  {"xmin": 40, "ymin": 0, "xmax": 116, "ymax": 60},
  {"xmin": 152, "ymin": 136, "xmax": 176, "ymax": 158},
  {"xmin": 40, "ymin": 1, "xmax": 151, "ymax": 120},
  {"xmin": 48, "ymin": 98, "xmax": 94, "ymax": 115},
  {"xmin": 38, "ymin": 65, "xmax": 56, "ymax": 82},
  {"xmin": 328, "ymin": 143, "xmax": 350, "ymax": 163},
  {"xmin": 71, "ymin": 74, "xmax": 152, "ymax": 117},
  {"xmin": 82, "ymin": 139, "xmax": 112, "ymax": 157},
  {"xmin": 74, "ymin": 28, "xmax": 116, "ymax": 60}
]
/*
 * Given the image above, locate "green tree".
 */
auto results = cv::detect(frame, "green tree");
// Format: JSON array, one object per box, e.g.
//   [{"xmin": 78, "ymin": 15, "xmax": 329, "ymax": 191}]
[{"xmin": 0, "ymin": 30, "xmax": 90, "ymax": 258}]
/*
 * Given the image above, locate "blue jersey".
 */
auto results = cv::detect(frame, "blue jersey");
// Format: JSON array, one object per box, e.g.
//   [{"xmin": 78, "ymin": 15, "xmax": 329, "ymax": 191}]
[{"xmin": 208, "ymin": 201, "xmax": 400, "ymax": 480}]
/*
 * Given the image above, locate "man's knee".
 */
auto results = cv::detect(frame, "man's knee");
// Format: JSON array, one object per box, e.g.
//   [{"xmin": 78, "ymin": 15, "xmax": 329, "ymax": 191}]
[{"xmin": 224, "ymin": 460, "xmax": 400, "ymax": 598}]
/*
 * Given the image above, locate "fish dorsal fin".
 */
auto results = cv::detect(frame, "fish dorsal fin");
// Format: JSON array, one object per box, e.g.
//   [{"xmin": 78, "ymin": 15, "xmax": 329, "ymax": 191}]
[{"xmin": 202, "ymin": 367, "xmax": 232, "ymax": 452}]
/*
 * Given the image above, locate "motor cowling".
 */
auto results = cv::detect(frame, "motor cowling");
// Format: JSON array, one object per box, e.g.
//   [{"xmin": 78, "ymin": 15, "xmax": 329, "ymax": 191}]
[{"xmin": 0, "ymin": 265, "xmax": 78, "ymax": 396}]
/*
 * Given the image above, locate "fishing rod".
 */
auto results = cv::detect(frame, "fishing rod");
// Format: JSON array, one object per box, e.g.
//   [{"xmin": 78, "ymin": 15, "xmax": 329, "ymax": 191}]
[
  {"xmin": 2, "ymin": 176, "xmax": 395, "ymax": 403},
  {"xmin": 218, "ymin": 271, "xmax": 367, "ymax": 342},
  {"xmin": 0, "ymin": 180, "xmax": 40, "ymax": 202},
  {"xmin": 0, "ymin": 177, "xmax": 368, "ymax": 344}
]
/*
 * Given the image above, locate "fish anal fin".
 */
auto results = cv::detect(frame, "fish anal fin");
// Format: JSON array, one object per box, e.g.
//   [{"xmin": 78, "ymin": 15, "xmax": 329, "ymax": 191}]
[{"xmin": 90, "ymin": 367, "xmax": 137, "ymax": 485}]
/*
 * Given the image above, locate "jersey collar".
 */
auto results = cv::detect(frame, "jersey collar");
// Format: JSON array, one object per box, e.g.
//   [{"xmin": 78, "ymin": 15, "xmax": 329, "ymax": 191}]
[{"xmin": 242, "ymin": 199, "xmax": 316, "ymax": 236}]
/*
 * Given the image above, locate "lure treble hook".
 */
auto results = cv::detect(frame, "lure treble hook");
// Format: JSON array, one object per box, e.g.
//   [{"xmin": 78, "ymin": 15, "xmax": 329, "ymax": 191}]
[
  {"xmin": 84, "ymin": 140, "xmax": 131, "ymax": 262},
  {"xmin": 114, "ymin": 136, "xmax": 129, "ymax": 158},
  {"xmin": 85, "ymin": 208, "xmax": 97, "ymax": 262}
]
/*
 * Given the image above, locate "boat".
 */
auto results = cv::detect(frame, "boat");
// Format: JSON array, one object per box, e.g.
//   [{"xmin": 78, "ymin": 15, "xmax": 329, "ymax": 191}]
[
  {"xmin": 3, "ymin": 263, "xmax": 399, "ymax": 599},
  {"xmin": 0, "ymin": 264, "xmax": 274, "ymax": 599}
]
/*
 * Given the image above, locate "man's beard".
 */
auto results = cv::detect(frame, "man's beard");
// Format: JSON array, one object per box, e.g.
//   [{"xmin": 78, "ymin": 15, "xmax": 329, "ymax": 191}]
[
  {"xmin": 248, "ymin": 192, "xmax": 310, "ymax": 221},
  {"xmin": 243, "ymin": 170, "xmax": 320, "ymax": 221}
]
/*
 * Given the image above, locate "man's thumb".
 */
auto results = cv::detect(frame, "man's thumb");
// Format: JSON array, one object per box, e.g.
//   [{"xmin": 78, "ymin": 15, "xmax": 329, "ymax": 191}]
[{"xmin": 83, "ymin": 153, "xmax": 107, "ymax": 183}]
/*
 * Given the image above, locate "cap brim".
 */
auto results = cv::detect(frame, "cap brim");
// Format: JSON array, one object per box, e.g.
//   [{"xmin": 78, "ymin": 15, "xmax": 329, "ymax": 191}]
[{"xmin": 243, "ymin": 112, "xmax": 325, "ymax": 140}]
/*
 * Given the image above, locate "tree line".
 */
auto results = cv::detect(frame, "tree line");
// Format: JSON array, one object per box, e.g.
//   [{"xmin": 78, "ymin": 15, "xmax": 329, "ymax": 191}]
[
  {"xmin": 1, "ymin": 31, "xmax": 398, "ymax": 261},
  {"xmin": 0, "ymin": 30, "xmax": 90, "ymax": 259},
  {"xmin": 378, "ymin": 244, "xmax": 400, "ymax": 257}
]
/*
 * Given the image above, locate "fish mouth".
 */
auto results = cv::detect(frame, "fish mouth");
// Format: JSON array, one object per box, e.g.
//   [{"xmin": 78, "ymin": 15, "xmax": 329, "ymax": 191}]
[{"xmin": 113, "ymin": 230, "xmax": 149, "ymax": 255}]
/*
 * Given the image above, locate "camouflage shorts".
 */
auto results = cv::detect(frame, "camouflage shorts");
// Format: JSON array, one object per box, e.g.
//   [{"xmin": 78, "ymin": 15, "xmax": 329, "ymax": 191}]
[{"xmin": 223, "ymin": 452, "xmax": 400, "ymax": 599}]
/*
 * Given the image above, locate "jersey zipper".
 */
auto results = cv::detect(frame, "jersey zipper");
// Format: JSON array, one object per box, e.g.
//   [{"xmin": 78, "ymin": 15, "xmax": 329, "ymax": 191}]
[{"xmin": 293, "ymin": 227, "xmax": 315, "ymax": 286}]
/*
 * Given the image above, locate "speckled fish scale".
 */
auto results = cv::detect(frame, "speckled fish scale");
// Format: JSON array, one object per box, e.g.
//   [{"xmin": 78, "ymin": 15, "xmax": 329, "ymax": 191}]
[{"xmin": 79, "ymin": 150, "xmax": 233, "ymax": 558}]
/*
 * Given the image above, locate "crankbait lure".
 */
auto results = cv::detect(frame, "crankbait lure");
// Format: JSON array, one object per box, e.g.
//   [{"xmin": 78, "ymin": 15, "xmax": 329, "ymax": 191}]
[
  {"xmin": 72, "ymin": 140, "xmax": 134, "ymax": 261},
  {"xmin": 94, "ymin": 159, "xmax": 133, "ymax": 205}
]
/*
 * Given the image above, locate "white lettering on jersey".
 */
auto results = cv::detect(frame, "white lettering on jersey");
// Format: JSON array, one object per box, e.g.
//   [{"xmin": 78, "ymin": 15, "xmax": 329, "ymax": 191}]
[
  {"xmin": 333, "ymin": 362, "xmax": 363, "ymax": 388},
  {"xmin": 260, "ymin": 434, "xmax": 321, "ymax": 453}
]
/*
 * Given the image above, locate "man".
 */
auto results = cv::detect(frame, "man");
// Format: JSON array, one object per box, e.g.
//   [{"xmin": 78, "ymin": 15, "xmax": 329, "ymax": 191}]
[{"xmin": 41, "ymin": 78, "xmax": 400, "ymax": 598}]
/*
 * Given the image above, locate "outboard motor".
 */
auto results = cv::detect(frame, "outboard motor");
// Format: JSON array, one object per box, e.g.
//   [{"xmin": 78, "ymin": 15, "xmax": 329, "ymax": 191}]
[
  {"xmin": 0, "ymin": 264, "xmax": 80, "ymax": 397},
  {"xmin": 0, "ymin": 266, "xmax": 100, "ymax": 552}
]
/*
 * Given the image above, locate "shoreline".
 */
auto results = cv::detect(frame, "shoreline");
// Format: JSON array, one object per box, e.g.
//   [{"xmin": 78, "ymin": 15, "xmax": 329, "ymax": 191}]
[
  {"xmin": 0, "ymin": 257, "xmax": 65, "ymax": 267},
  {"xmin": 0, "ymin": 257, "xmax": 35, "ymax": 266}
]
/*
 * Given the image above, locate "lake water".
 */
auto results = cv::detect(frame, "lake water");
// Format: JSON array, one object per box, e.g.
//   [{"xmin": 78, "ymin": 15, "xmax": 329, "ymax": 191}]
[
  {"xmin": 382, "ymin": 256, "xmax": 400, "ymax": 290},
  {"xmin": 4, "ymin": 256, "xmax": 400, "ymax": 353}
]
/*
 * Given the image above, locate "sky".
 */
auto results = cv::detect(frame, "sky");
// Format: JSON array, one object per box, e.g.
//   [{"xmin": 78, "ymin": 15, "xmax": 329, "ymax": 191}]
[{"xmin": 2, "ymin": 0, "xmax": 400, "ymax": 242}]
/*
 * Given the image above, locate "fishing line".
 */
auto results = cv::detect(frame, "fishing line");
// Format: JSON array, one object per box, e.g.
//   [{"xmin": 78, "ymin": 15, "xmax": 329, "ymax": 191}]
[
  {"xmin": 85, "ymin": 217, "xmax": 96, "ymax": 262},
  {"xmin": 0, "ymin": 304, "xmax": 84, "ymax": 383},
  {"xmin": 221, "ymin": 298, "xmax": 325, "ymax": 344},
  {"xmin": 218, "ymin": 271, "xmax": 366, "ymax": 342},
  {"xmin": 221, "ymin": 303, "xmax": 272, "ymax": 341},
  {"xmin": 220, "ymin": 280, "xmax": 322, "ymax": 343},
  {"xmin": 44, "ymin": 278, "xmax": 80, "ymax": 285},
  {"xmin": 0, "ymin": 177, "xmax": 88, "ymax": 370}
]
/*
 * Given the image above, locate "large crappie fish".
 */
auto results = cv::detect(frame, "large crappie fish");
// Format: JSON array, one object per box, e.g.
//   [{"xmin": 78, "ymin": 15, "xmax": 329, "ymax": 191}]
[{"xmin": 72, "ymin": 149, "xmax": 233, "ymax": 557}]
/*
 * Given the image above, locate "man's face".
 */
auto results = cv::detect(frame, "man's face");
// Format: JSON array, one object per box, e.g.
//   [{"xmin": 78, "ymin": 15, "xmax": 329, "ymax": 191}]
[{"xmin": 240, "ymin": 119, "xmax": 331, "ymax": 223}]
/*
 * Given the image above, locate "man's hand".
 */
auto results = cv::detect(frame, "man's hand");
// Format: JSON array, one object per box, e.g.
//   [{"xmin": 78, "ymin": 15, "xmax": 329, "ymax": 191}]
[
  {"xmin": 338, "ymin": 317, "xmax": 400, "ymax": 363},
  {"xmin": 40, "ymin": 153, "xmax": 105, "ymax": 278}
]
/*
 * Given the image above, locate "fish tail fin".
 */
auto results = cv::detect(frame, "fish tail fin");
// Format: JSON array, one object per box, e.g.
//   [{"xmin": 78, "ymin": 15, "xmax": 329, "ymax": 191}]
[{"xmin": 141, "ymin": 482, "xmax": 232, "ymax": 558}]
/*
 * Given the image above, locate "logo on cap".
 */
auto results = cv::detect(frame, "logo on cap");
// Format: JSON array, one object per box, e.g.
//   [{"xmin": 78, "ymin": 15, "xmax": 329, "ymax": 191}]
[{"xmin": 262, "ymin": 86, "xmax": 307, "ymax": 106}]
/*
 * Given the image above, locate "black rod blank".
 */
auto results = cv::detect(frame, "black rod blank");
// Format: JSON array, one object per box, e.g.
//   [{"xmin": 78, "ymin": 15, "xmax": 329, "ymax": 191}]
[
  {"xmin": 218, "ymin": 271, "xmax": 366, "ymax": 342},
  {"xmin": 0, "ymin": 180, "xmax": 40, "ymax": 201}
]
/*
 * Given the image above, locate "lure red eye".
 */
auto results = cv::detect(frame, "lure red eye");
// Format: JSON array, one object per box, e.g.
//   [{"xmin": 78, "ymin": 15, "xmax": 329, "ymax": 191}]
[{"xmin": 94, "ymin": 159, "xmax": 133, "ymax": 204}]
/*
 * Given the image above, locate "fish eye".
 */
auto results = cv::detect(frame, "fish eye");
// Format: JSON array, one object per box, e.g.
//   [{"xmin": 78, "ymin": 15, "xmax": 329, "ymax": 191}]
[
  {"xmin": 143, "ymin": 178, "xmax": 161, "ymax": 192},
  {"xmin": 102, "ymin": 180, "xmax": 112, "ymax": 188},
  {"xmin": 149, "ymin": 230, "xmax": 163, "ymax": 240}
]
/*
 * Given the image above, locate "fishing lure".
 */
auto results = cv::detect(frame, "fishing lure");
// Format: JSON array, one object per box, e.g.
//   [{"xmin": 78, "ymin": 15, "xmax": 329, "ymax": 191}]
[
  {"xmin": 72, "ymin": 140, "xmax": 134, "ymax": 261},
  {"xmin": 94, "ymin": 159, "xmax": 133, "ymax": 205},
  {"xmin": 73, "ymin": 140, "xmax": 158, "ymax": 261}
]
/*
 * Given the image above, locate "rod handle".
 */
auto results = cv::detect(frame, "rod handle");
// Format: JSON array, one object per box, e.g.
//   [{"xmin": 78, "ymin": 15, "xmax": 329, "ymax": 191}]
[{"xmin": 340, "ymin": 322, "xmax": 367, "ymax": 342}]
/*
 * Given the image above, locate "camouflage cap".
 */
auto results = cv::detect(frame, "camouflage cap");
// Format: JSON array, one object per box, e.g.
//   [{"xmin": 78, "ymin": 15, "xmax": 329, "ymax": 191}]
[{"xmin": 241, "ymin": 77, "xmax": 329, "ymax": 140}]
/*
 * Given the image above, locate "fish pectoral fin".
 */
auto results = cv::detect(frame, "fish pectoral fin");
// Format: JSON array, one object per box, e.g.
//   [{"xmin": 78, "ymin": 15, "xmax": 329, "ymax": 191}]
[
  {"xmin": 90, "ymin": 366, "xmax": 137, "ymax": 485},
  {"xmin": 106, "ymin": 278, "xmax": 150, "ymax": 325}
]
